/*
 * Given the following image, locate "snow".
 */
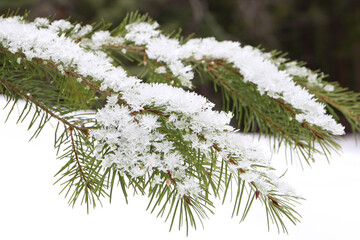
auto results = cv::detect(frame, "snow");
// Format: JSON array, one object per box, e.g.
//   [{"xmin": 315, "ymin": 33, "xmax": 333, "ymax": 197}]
[
  {"xmin": 0, "ymin": 17, "xmax": 346, "ymax": 196},
  {"xmin": 0, "ymin": 17, "xmax": 290, "ymax": 193},
  {"xmin": 0, "ymin": 96, "xmax": 359, "ymax": 240},
  {"xmin": 0, "ymin": 17, "xmax": 345, "ymax": 134},
  {"xmin": 1, "ymin": 16, "xmax": 294, "ymax": 197},
  {"xmin": 124, "ymin": 22, "xmax": 344, "ymax": 135}
]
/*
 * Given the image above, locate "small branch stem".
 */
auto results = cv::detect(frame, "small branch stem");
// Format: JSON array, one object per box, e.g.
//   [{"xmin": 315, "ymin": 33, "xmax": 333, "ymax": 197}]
[
  {"xmin": 0, "ymin": 77, "xmax": 88, "ymax": 135},
  {"xmin": 298, "ymin": 82, "xmax": 360, "ymax": 122},
  {"xmin": 68, "ymin": 126, "xmax": 91, "ymax": 190}
]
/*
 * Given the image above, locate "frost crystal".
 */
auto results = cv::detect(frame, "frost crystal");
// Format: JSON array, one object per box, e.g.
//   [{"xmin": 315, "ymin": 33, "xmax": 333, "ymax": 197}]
[
  {"xmin": 155, "ymin": 66, "xmax": 166, "ymax": 74},
  {"xmin": 72, "ymin": 24, "xmax": 93, "ymax": 38},
  {"xmin": 125, "ymin": 22, "xmax": 160, "ymax": 45},
  {"xmin": 49, "ymin": 19, "xmax": 73, "ymax": 32},
  {"xmin": 34, "ymin": 17, "xmax": 50, "ymax": 28},
  {"xmin": 324, "ymin": 84, "xmax": 335, "ymax": 92}
]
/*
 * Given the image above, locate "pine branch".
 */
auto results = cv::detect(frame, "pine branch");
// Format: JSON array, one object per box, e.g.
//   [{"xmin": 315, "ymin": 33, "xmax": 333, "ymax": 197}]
[
  {"xmin": 92, "ymin": 31, "xmax": 344, "ymax": 164},
  {"xmin": 1, "ymin": 13, "xmax": 358, "ymax": 235},
  {"xmin": 297, "ymin": 81, "xmax": 360, "ymax": 131}
]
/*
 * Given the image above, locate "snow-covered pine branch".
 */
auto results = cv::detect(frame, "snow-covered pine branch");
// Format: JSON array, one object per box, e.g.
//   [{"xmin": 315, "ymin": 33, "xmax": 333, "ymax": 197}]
[{"xmin": 1, "ymin": 12, "xmax": 359, "ymax": 233}]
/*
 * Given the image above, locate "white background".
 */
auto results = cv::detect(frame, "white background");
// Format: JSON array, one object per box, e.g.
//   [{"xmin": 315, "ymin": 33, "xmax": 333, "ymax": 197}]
[{"xmin": 0, "ymin": 97, "xmax": 359, "ymax": 240}]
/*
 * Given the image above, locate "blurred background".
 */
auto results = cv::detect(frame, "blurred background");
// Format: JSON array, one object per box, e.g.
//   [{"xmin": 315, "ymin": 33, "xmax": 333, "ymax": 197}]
[{"xmin": 1, "ymin": 0, "xmax": 359, "ymax": 92}]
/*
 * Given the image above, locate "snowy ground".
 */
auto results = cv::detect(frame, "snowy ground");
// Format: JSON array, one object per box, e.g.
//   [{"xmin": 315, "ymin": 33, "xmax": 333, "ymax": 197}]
[{"xmin": 0, "ymin": 97, "xmax": 359, "ymax": 240}]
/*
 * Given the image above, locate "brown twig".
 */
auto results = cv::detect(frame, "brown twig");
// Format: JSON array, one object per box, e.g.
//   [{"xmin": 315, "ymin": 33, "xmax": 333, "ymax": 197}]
[
  {"xmin": 167, "ymin": 170, "xmax": 177, "ymax": 186},
  {"xmin": 68, "ymin": 126, "xmax": 92, "ymax": 190},
  {"xmin": 0, "ymin": 77, "xmax": 88, "ymax": 135},
  {"xmin": 298, "ymin": 82, "xmax": 360, "ymax": 122}
]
